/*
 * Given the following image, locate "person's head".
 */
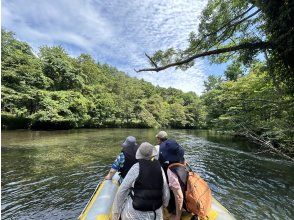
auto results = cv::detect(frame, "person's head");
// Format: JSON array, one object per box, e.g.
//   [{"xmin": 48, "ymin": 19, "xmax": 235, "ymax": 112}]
[
  {"xmin": 163, "ymin": 140, "xmax": 185, "ymax": 164},
  {"xmin": 121, "ymin": 136, "xmax": 137, "ymax": 148},
  {"xmin": 155, "ymin": 131, "xmax": 168, "ymax": 144},
  {"xmin": 136, "ymin": 142, "xmax": 157, "ymax": 160}
]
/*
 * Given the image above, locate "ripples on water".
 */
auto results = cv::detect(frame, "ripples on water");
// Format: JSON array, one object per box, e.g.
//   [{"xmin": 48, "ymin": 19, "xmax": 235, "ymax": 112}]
[{"xmin": 1, "ymin": 129, "xmax": 294, "ymax": 219}]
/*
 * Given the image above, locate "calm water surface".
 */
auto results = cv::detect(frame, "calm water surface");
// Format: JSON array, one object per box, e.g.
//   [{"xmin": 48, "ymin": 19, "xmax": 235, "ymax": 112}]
[{"xmin": 1, "ymin": 129, "xmax": 294, "ymax": 219}]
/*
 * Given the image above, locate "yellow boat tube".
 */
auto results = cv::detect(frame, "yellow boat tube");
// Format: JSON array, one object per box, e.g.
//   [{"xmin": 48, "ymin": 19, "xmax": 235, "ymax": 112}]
[{"xmin": 79, "ymin": 173, "xmax": 236, "ymax": 220}]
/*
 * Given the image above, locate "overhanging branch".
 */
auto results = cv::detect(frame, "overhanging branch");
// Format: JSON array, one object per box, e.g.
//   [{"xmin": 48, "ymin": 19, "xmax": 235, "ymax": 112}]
[
  {"xmin": 135, "ymin": 41, "xmax": 272, "ymax": 72},
  {"xmin": 185, "ymin": 6, "xmax": 259, "ymax": 54},
  {"xmin": 144, "ymin": 53, "xmax": 158, "ymax": 68},
  {"xmin": 205, "ymin": 5, "xmax": 256, "ymax": 38}
]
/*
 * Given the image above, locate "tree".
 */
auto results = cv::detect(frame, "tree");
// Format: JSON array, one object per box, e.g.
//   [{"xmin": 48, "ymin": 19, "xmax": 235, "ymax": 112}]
[
  {"xmin": 39, "ymin": 46, "xmax": 85, "ymax": 91},
  {"xmin": 1, "ymin": 30, "xmax": 52, "ymax": 91},
  {"xmin": 169, "ymin": 103, "xmax": 187, "ymax": 128},
  {"xmin": 202, "ymin": 63, "xmax": 294, "ymax": 157},
  {"xmin": 136, "ymin": 0, "xmax": 294, "ymax": 92},
  {"xmin": 203, "ymin": 75, "xmax": 222, "ymax": 92},
  {"xmin": 224, "ymin": 61, "xmax": 244, "ymax": 81}
]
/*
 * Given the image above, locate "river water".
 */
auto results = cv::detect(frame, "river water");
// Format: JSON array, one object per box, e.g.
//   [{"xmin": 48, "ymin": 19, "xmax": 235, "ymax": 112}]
[{"xmin": 1, "ymin": 129, "xmax": 294, "ymax": 219}]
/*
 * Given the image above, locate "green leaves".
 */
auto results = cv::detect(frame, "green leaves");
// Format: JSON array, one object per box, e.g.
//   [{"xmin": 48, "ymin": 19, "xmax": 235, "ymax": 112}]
[
  {"xmin": 202, "ymin": 63, "xmax": 293, "ymax": 154},
  {"xmin": 1, "ymin": 29, "xmax": 205, "ymax": 130},
  {"xmin": 224, "ymin": 61, "xmax": 244, "ymax": 81},
  {"xmin": 139, "ymin": 0, "xmax": 294, "ymax": 92}
]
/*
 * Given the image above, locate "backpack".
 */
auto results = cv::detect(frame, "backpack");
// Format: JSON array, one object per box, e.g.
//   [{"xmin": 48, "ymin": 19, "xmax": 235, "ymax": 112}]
[{"xmin": 168, "ymin": 163, "xmax": 212, "ymax": 219}]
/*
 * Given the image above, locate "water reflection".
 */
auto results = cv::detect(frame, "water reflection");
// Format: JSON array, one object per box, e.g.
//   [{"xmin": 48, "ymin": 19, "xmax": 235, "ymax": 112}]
[{"xmin": 1, "ymin": 129, "xmax": 294, "ymax": 219}]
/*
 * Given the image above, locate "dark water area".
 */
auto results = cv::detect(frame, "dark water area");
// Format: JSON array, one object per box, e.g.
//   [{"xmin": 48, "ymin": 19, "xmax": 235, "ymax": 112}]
[{"xmin": 1, "ymin": 129, "xmax": 294, "ymax": 219}]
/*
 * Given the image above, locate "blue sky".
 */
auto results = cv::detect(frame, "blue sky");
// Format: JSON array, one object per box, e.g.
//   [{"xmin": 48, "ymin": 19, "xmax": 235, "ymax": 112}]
[{"xmin": 2, "ymin": 0, "xmax": 227, "ymax": 95}]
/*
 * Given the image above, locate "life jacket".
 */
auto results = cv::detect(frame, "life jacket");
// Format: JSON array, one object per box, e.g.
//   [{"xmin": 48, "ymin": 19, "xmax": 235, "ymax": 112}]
[
  {"xmin": 168, "ymin": 163, "xmax": 212, "ymax": 219},
  {"xmin": 131, "ymin": 159, "xmax": 163, "ymax": 211},
  {"xmin": 119, "ymin": 144, "xmax": 138, "ymax": 178}
]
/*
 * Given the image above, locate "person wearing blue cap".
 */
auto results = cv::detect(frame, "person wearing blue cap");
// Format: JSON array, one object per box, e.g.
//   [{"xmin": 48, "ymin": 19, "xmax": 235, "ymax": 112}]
[
  {"xmin": 105, "ymin": 136, "xmax": 138, "ymax": 180},
  {"xmin": 155, "ymin": 131, "xmax": 185, "ymax": 171},
  {"xmin": 155, "ymin": 131, "xmax": 186, "ymax": 220}
]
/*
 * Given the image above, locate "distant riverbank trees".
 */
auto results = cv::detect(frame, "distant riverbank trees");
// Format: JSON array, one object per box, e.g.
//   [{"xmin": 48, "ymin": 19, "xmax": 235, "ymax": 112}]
[
  {"xmin": 202, "ymin": 63, "xmax": 293, "ymax": 158},
  {"xmin": 1, "ymin": 29, "xmax": 293, "ymax": 158},
  {"xmin": 1, "ymin": 30, "xmax": 205, "ymax": 130}
]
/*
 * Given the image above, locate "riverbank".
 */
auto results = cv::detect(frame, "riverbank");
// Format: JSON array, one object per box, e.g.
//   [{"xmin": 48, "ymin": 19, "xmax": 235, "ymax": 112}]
[
  {"xmin": 2, "ymin": 30, "xmax": 293, "ymax": 160},
  {"xmin": 2, "ymin": 122, "xmax": 293, "ymax": 160}
]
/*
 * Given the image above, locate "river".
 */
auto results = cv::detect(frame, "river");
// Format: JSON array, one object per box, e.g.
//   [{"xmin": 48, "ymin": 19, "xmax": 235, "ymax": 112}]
[{"xmin": 1, "ymin": 129, "xmax": 294, "ymax": 219}]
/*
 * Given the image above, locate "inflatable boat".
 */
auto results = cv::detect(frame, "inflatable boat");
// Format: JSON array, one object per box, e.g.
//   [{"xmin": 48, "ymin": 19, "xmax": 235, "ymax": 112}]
[{"xmin": 79, "ymin": 173, "xmax": 236, "ymax": 220}]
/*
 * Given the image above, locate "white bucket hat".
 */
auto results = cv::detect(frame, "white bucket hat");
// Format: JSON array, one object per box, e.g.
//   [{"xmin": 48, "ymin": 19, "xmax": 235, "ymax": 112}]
[
  {"xmin": 136, "ymin": 142, "xmax": 157, "ymax": 160},
  {"xmin": 155, "ymin": 131, "xmax": 168, "ymax": 139}
]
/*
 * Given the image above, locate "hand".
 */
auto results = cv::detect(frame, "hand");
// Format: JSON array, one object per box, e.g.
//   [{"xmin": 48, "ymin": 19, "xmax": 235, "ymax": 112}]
[{"xmin": 104, "ymin": 174, "xmax": 112, "ymax": 180}]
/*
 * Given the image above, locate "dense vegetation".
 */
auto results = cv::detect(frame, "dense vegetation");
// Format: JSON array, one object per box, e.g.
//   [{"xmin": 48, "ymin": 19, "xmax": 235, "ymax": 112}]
[
  {"xmin": 1, "ymin": 29, "xmax": 293, "ymax": 157},
  {"xmin": 1, "ymin": 30, "xmax": 205, "ymax": 130},
  {"xmin": 138, "ymin": 0, "xmax": 294, "ymax": 91},
  {"xmin": 134, "ymin": 0, "xmax": 294, "ymax": 158},
  {"xmin": 202, "ymin": 65, "xmax": 293, "ymax": 158}
]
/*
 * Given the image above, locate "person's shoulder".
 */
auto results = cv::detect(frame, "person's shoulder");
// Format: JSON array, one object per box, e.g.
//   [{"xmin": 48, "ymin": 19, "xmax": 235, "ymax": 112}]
[{"xmin": 131, "ymin": 162, "xmax": 139, "ymax": 170}]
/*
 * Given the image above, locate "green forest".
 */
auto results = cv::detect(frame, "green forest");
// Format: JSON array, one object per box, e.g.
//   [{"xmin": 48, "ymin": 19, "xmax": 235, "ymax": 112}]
[
  {"xmin": 1, "ymin": 29, "xmax": 293, "ymax": 158},
  {"xmin": 1, "ymin": 30, "xmax": 206, "ymax": 130},
  {"xmin": 1, "ymin": 1, "xmax": 294, "ymax": 158}
]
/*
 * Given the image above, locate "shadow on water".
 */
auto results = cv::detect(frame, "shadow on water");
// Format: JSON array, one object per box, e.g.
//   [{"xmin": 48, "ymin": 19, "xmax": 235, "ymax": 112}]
[{"xmin": 1, "ymin": 129, "xmax": 294, "ymax": 219}]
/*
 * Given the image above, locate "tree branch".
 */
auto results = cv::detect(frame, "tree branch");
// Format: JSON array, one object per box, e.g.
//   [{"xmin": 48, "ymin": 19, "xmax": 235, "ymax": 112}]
[
  {"xmin": 144, "ymin": 52, "xmax": 158, "ymax": 68},
  {"xmin": 184, "ymin": 7, "xmax": 260, "ymax": 56},
  {"xmin": 135, "ymin": 41, "xmax": 272, "ymax": 72},
  {"xmin": 224, "ymin": 9, "xmax": 261, "ymax": 31},
  {"xmin": 233, "ymin": 120, "xmax": 294, "ymax": 161},
  {"xmin": 205, "ymin": 5, "xmax": 256, "ymax": 38}
]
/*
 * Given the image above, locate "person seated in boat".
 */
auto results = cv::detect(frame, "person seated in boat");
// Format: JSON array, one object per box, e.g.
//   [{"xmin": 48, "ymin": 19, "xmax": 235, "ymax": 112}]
[
  {"xmin": 166, "ymin": 160, "xmax": 186, "ymax": 220},
  {"xmin": 155, "ymin": 133, "xmax": 186, "ymax": 220},
  {"xmin": 112, "ymin": 142, "xmax": 170, "ymax": 220},
  {"xmin": 156, "ymin": 130, "xmax": 168, "ymax": 146},
  {"xmin": 154, "ymin": 130, "xmax": 168, "ymax": 163},
  {"xmin": 155, "ymin": 131, "xmax": 185, "ymax": 172},
  {"xmin": 153, "ymin": 131, "xmax": 167, "ymax": 160},
  {"xmin": 105, "ymin": 136, "xmax": 138, "ymax": 180}
]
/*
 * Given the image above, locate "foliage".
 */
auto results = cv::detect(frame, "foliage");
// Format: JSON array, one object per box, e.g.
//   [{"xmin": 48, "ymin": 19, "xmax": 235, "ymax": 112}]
[
  {"xmin": 203, "ymin": 75, "xmax": 222, "ymax": 92},
  {"xmin": 224, "ymin": 61, "xmax": 244, "ymax": 81},
  {"xmin": 142, "ymin": 0, "xmax": 294, "ymax": 93},
  {"xmin": 202, "ymin": 63, "xmax": 294, "ymax": 156},
  {"xmin": 1, "ymin": 29, "xmax": 204, "ymax": 130},
  {"xmin": 2, "ymin": 29, "xmax": 292, "ymax": 156}
]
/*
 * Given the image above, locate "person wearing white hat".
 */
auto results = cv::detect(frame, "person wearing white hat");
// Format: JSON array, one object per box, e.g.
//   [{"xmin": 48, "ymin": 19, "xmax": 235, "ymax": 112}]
[
  {"xmin": 156, "ymin": 131, "xmax": 168, "ymax": 144},
  {"xmin": 154, "ymin": 131, "xmax": 168, "ymax": 160},
  {"xmin": 112, "ymin": 142, "xmax": 170, "ymax": 220}
]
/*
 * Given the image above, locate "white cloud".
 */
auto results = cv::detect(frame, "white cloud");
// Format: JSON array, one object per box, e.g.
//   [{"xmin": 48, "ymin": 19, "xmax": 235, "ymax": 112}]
[
  {"xmin": 2, "ymin": 0, "xmax": 113, "ymax": 49},
  {"xmin": 2, "ymin": 0, "xmax": 208, "ymax": 94}
]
